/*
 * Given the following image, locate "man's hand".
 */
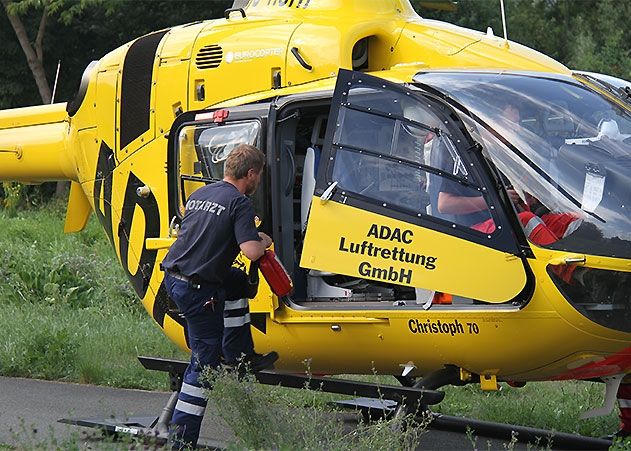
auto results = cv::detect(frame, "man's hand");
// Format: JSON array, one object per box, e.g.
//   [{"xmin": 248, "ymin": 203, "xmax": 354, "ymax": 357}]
[
  {"xmin": 507, "ymin": 189, "xmax": 522, "ymax": 204},
  {"xmin": 507, "ymin": 189, "xmax": 528, "ymax": 211},
  {"xmin": 258, "ymin": 232, "xmax": 272, "ymax": 248},
  {"xmin": 240, "ymin": 232, "xmax": 273, "ymax": 261}
]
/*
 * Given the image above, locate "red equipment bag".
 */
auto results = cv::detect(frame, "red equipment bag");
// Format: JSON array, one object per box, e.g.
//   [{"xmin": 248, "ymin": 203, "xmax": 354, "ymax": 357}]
[{"xmin": 258, "ymin": 249, "xmax": 294, "ymax": 297}]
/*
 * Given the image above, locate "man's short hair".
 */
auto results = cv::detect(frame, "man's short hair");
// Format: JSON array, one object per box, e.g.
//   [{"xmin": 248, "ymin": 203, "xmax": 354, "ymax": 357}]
[{"xmin": 224, "ymin": 144, "xmax": 265, "ymax": 179}]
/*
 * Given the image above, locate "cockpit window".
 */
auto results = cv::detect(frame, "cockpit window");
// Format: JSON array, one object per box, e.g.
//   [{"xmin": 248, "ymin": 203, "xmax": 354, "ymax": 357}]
[
  {"xmin": 415, "ymin": 72, "xmax": 631, "ymax": 259},
  {"xmin": 195, "ymin": 121, "xmax": 261, "ymax": 179}
]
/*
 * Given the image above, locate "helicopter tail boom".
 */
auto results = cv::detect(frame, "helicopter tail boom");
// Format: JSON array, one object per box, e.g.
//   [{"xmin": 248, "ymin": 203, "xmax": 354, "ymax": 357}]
[{"xmin": 0, "ymin": 103, "xmax": 75, "ymax": 184}]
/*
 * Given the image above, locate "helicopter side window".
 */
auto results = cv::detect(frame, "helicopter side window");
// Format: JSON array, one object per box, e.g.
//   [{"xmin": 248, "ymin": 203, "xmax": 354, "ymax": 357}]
[
  {"xmin": 196, "ymin": 121, "xmax": 261, "ymax": 179},
  {"xmin": 330, "ymin": 90, "xmax": 496, "ymax": 231},
  {"xmin": 176, "ymin": 120, "xmax": 263, "ymax": 213}
]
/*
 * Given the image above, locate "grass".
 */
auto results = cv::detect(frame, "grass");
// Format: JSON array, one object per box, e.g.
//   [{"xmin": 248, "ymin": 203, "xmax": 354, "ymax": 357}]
[
  {"xmin": 0, "ymin": 202, "xmax": 185, "ymax": 389},
  {"xmin": 436, "ymin": 381, "xmax": 620, "ymax": 438},
  {"xmin": 0, "ymin": 203, "xmax": 627, "ymax": 448}
]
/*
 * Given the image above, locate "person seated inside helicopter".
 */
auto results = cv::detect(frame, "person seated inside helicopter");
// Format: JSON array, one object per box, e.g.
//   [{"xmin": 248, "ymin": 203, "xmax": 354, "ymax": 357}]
[
  {"xmin": 434, "ymin": 101, "xmax": 630, "ymax": 305},
  {"xmin": 435, "ymin": 101, "xmax": 583, "ymax": 246}
]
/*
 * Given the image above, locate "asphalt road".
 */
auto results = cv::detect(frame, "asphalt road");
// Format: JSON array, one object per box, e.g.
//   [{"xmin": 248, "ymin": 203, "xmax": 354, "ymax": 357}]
[
  {"xmin": 0, "ymin": 376, "xmax": 235, "ymax": 448},
  {"xmin": 0, "ymin": 376, "xmax": 557, "ymax": 450}
]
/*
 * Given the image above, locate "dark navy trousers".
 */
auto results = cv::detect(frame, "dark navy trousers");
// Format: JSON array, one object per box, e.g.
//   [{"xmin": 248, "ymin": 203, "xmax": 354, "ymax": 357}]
[{"xmin": 164, "ymin": 268, "xmax": 253, "ymax": 449}]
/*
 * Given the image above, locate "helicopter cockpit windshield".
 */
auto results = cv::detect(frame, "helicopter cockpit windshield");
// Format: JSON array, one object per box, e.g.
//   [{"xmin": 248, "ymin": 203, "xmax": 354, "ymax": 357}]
[
  {"xmin": 414, "ymin": 72, "xmax": 631, "ymax": 331},
  {"xmin": 414, "ymin": 71, "xmax": 631, "ymax": 260}
]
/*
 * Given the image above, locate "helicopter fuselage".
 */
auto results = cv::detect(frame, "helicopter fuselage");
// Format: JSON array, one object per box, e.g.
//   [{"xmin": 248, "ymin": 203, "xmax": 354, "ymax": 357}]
[{"xmin": 0, "ymin": 0, "xmax": 629, "ymax": 387}]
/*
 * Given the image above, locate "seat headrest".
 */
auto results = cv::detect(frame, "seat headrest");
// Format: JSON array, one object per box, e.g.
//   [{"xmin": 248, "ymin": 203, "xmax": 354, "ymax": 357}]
[{"xmin": 310, "ymin": 115, "xmax": 327, "ymax": 147}]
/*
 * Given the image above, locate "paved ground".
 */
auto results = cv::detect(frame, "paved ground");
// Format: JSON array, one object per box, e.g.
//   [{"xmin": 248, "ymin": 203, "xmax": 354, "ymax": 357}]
[
  {"xmin": 0, "ymin": 376, "xmax": 595, "ymax": 450},
  {"xmin": 0, "ymin": 376, "xmax": 234, "ymax": 448}
]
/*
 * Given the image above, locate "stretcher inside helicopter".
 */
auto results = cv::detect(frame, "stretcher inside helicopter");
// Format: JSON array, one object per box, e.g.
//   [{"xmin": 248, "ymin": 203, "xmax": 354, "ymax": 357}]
[{"xmin": 169, "ymin": 69, "xmax": 631, "ymax": 330}]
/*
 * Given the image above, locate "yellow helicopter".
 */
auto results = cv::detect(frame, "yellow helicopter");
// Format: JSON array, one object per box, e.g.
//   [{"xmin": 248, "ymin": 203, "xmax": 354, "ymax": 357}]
[{"xmin": 1, "ymin": 0, "xmax": 630, "ymax": 424}]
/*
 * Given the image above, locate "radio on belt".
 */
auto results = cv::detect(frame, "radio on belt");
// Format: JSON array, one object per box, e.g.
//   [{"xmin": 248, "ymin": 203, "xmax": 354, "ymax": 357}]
[{"xmin": 258, "ymin": 250, "xmax": 294, "ymax": 297}]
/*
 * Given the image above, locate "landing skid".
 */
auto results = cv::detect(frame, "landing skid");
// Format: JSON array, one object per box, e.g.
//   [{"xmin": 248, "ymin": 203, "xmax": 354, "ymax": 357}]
[
  {"xmin": 334, "ymin": 397, "xmax": 613, "ymax": 449},
  {"xmin": 58, "ymin": 414, "xmax": 228, "ymax": 450},
  {"xmin": 59, "ymin": 414, "xmax": 159, "ymax": 436},
  {"xmin": 59, "ymin": 390, "xmax": 179, "ymax": 446},
  {"xmin": 137, "ymin": 355, "xmax": 445, "ymax": 406},
  {"xmin": 60, "ymin": 355, "xmax": 444, "ymax": 446}
]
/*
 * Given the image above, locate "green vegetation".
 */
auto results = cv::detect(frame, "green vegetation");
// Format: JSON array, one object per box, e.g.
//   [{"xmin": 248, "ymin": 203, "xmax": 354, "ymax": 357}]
[
  {"xmin": 437, "ymin": 381, "xmax": 619, "ymax": 438},
  {"xmin": 421, "ymin": 0, "xmax": 631, "ymax": 81},
  {"xmin": 203, "ymin": 368, "xmax": 428, "ymax": 451},
  {"xmin": 0, "ymin": 203, "xmax": 185, "ymax": 389}
]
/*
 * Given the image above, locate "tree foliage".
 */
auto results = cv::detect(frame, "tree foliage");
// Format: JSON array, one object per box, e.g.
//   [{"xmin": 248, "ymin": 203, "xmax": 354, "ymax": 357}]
[
  {"xmin": 0, "ymin": 0, "xmax": 231, "ymax": 205},
  {"xmin": 0, "ymin": 0, "xmax": 232, "ymax": 109},
  {"xmin": 417, "ymin": 0, "xmax": 631, "ymax": 80}
]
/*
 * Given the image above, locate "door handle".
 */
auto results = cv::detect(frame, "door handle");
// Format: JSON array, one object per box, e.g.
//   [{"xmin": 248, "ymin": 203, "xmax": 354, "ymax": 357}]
[
  {"xmin": 320, "ymin": 181, "xmax": 338, "ymax": 203},
  {"xmin": 564, "ymin": 256, "xmax": 586, "ymax": 264},
  {"xmin": 145, "ymin": 216, "xmax": 180, "ymax": 250},
  {"xmin": 548, "ymin": 254, "xmax": 586, "ymax": 265}
]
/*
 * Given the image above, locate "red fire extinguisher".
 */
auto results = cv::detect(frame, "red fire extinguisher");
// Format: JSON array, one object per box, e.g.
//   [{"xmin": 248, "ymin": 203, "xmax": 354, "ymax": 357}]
[{"xmin": 258, "ymin": 250, "xmax": 294, "ymax": 297}]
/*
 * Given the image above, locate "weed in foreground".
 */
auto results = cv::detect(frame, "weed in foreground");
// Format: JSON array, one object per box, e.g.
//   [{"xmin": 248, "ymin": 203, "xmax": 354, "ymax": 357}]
[
  {"xmin": 610, "ymin": 436, "xmax": 631, "ymax": 451},
  {"xmin": 202, "ymin": 367, "xmax": 428, "ymax": 450}
]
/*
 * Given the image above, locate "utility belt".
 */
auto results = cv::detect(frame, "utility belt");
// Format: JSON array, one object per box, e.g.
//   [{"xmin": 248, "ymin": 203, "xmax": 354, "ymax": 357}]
[
  {"xmin": 163, "ymin": 267, "xmax": 226, "ymax": 314},
  {"xmin": 164, "ymin": 269, "xmax": 203, "ymax": 290}
]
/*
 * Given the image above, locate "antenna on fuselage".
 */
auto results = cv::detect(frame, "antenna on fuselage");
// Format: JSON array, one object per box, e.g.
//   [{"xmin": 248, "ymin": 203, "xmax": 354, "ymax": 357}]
[
  {"xmin": 51, "ymin": 60, "xmax": 61, "ymax": 104},
  {"xmin": 499, "ymin": 0, "xmax": 508, "ymax": 43}
]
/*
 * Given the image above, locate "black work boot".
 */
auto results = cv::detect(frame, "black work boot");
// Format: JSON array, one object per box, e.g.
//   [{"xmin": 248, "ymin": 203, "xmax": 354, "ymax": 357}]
[
  {"xmin": 247, "ymin": 351, "xmax": 279, "ymax": 371},
  {"xmin": 223, "ymin": 351, "xmax": 278, "ymax": 374}
]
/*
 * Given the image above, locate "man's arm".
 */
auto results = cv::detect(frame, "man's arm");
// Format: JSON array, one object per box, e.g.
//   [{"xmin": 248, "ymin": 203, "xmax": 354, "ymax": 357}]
[
  {"xmin": 437, "ymin": 192, "xmax": 488, "ymax": 214},
  {"xmin": 438, "ymin": 189, "xmax": 522, "ymax": 214},
  {"xmin": 234, "ymin": 196, "xmax": 272, "ymax": 261},
  {"xmin": 240, "ymin": 232, "xmax": 272, "ymax": 261}
]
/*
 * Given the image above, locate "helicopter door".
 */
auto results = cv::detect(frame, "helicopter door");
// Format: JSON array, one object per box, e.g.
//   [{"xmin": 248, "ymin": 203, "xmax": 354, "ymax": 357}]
[
  {"xmin": 301, "ymin": 70, "xmax": 529, "ymax": 303},
  {"xmin": 166, "ymin": 105, "xmax": 275, "ymax": 313}
]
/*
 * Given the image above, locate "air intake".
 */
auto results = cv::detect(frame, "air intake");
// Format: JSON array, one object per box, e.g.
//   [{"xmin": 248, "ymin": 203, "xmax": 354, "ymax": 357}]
[{"xmin": 196, "ymin": 45, "xmax": 223, "ymax": 69}]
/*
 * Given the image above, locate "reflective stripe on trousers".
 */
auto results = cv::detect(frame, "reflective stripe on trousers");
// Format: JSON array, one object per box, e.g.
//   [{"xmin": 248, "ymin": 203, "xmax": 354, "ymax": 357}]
[{"xmin": 223, "ymin": 298, "xmax": 254, "ymax": 362}]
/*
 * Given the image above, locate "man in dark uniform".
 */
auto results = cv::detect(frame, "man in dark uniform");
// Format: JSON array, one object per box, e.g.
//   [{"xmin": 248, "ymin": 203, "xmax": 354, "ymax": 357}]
[{"xmin": 161, "ymin": 143, "xmax": 277, "ymax": 449}]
